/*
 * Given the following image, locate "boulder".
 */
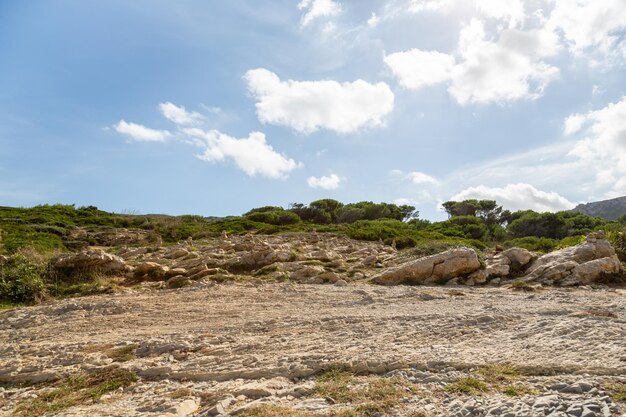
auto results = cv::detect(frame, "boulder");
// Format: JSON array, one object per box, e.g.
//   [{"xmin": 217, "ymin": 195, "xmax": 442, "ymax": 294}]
[
  {"xmin": 50, "ymin": 249, "xmax": 129, "ymax": 276},
  {"xmin": 523, "ymin": 232, "xmax": 623, "ymax": 285},
  {"xmin": 134, "ymin": 262, "xmax": 170, "ymax": 280},
  {"xmin": 290, "ymin": 266, "xmax": 325, "ymax": 282},
  {"xmin": 468, "ymin": 247, "xmax": 536, "ymax": 285},
  {"xmin": 372, "ymin": 248, "xmax": 481, "ymax": 285}
]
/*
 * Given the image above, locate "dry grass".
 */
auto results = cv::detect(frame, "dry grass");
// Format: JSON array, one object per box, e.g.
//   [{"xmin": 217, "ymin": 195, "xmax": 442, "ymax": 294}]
[
  {"xmin": 105, "ymin": 344, "xmax": 138, "ymax": 362},
  {"xmin": 445, "ymin": 377, "xmax": 489, "ymax": 395},
  {"xmin": 309, "ymin": 370, "xmax": 421, "ymax": 416},
  {"xmin": 447, "ymin": 364, "xmax": 536, "ymax": 397},
  {"xmin": 13, "ymin": 367, "xmax": 137, "ymax": 416},
  {"xmin": 575, "ymin": 309, "xmax": 618, "ymax": 319},
  {"xmin": 605, "ymin": 382, "xmax": 626, "ymax": 403},
  {"xmin": 235, "ymin": 405, "xmax": 316, "ymax": 417},
  {"xmin": 169, "ymin": 387, "xmax": 193, "ymax": 399}
]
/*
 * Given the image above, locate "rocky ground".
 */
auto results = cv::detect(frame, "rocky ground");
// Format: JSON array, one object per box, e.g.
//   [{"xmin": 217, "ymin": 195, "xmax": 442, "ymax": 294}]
[{"xmin": 1, "ymin": 281, "xmax": 625, "ymax": 416}]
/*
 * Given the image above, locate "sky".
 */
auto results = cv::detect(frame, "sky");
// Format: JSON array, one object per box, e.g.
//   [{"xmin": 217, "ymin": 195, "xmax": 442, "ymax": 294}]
[{"xmin": 0, "ymin": 0, "xmax": 625, "ymax": 220}]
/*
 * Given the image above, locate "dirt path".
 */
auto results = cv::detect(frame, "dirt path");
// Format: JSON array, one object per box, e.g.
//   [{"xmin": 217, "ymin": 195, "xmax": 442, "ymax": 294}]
[{"xmin": 1, "ymin": 283, "xmax": 625, "ymax": 416}]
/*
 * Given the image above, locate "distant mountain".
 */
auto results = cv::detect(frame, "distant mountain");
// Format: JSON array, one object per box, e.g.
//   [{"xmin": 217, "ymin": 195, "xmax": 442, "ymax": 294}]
[{"xmin": 571, "ymin": 196, "xmax": 626, "ymax": 221}]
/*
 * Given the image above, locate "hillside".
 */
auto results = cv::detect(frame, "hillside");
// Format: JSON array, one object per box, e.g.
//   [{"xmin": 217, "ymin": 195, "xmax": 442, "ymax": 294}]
[{"xmin": 571, "ymin": 196, "xmax": 626, "ymax": 221}]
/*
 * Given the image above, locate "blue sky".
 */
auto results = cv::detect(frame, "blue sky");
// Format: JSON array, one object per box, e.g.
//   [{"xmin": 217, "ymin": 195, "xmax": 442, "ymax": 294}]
[{"xmin": 1, "ymin": 0, "xmax": 625, "ymax": 220}]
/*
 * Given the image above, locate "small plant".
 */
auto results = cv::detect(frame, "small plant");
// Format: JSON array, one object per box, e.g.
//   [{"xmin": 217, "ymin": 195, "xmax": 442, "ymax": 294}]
[
  {"xmin": 605, "ymin": 382, "xmax": 626, "ymax": 402},
  {"xmin": 105, "ymin": 344, "xmax": 138, "ymax": 362},
  {"xmin": 445, "ymin": 377, "xmax": 489, "ymax": 395},
  {"xmin": 477, "ymin": 364, "xmax": 519, "ymax": 384}
]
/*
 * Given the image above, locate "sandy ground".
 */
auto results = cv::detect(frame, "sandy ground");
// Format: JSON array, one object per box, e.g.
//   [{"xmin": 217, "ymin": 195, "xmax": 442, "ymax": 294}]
[{"xmin": 1, "ymin": 283, "xmax": 625, "ymax": 416}]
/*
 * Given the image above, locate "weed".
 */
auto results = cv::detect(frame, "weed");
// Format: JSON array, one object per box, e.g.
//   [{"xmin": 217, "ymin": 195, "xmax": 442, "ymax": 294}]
[
  {"xmin": 605, "ymin": 382, "xmax": 626, "ymax": 402},
  {"xmin": 105, "ymin": 344, "xmax": 138, "ymax": 362},
  {"xmin": 477, "ymin": 364, "xmax": 519, "ymax": 385},
  {"xmin": 445, "ymin": 377, "xmax": 489, "ymax": 395},
  {"xmin": 502, "ymin": 384, "xmax": 539, "ymax": 397}
]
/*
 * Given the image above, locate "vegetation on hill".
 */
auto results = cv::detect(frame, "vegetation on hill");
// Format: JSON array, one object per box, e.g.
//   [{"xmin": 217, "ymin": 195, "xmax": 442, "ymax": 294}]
[{"xmin": 1, "ymin": 199, "xmax": 625, "ymax": 306}]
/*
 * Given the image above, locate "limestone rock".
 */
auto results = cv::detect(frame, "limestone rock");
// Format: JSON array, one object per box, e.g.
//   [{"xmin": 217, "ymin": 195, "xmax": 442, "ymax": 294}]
[
  {"xmin": 134, "ymin": 262, "xmax": 170, "ymax": 280},
  {"xmin": 50, "ymin": 249, "xmax": 129, "ymax": 276},
  {"xmin": 290, "ymin": 266, "xmax": 325, "ymax": 282},
  {"xmin": 371, "ymin": 248, "xmax": 481, "ymax": 285},
  {"xmin": 233, "ymin": 377, "xmax": 291, "ymax": 399},
  {"xmin": 523, "ymin": 232, "xmax": 623, "ymax": 285}
]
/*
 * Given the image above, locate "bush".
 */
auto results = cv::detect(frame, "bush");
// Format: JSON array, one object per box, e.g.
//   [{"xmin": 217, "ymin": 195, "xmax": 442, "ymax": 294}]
[
  {"xmin": 0, "ymin": 254, "xmax": 46, "ymax": 304},
  {"xmin": 428, "ymin": 216, "xmax": 489, "ymax": 240},
  {"xmin": 504, "ymin": 237, "xmax": 558, "ymax": 253},
  {"xmin": 246, "ymin": 210, "xmax": 301, "ymax": 226}
]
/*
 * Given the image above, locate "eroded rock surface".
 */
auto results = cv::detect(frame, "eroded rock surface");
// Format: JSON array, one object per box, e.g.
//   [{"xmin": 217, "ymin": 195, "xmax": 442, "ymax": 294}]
[
  {"xmin": 1, "ymin": 284, "xmax": 625, "ymax": 416},
  {"xmin": 371, "ymin": 248, "xmax": 481, "ymax": 285},
  {"xmin": 523, "ymin": 232, "xmax": 622, "ymax": 286}
]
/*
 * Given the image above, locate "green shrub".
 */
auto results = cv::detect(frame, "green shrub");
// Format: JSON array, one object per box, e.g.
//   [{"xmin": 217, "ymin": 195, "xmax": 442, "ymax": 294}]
[
  {"xmin": 0, "ymin": 254, "xmax": 46, "ymax": 304},
  {"xmin": 504, "ymin": 237, "xmax": 558, "ymax": 253},
  {"xmin": 556, "ymin": 235, "xmax": 585, "ymax": 249},
  {"xmin": 246, "ymin": 210, "xmax": 301, "ymax": 226}
]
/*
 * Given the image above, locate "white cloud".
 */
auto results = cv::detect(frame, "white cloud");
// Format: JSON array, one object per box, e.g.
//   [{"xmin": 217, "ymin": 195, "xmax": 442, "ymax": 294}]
[
  {"xmin": 158, "ymin": 102, "xmax": 204, "ymax": 125},
  {"xmin": 244, "ymin": 68, "xmax": 394, "ymax": 134},
  {"xmin": 384, "ymin": 49, "xmax": 456, "ymax": 90},
  {"xmin": 182, "ymin": 128, "xmax": 301, "ymax": 179},
  {"xmin": 298, "ymin": 0, "xmax": 342, "ymax": 27},
  {"xmin": 113, "ymin": 104, "xmax": 300, "ymax": 179},
  {"xmin": 407, "ymin": 171, "xmax": 438, "ymax": 185},
  {"xmin": 448, "ymin": 20, "xmax": 560, "ymax": 105},
  {"xmin": 408, "ymin": 0, "xmax": 453, "ymax": 13},
  {"xmin": 367, "ymin": 12, "xmax": 380, "ymax": 27},
  {"xmin": 475, "ymin": 0, "xmax": 525, "ymax": 28},
  {"xmin": 113, "ymin": 120, "xmax": 171, "ymax": 142},
  {"xmin": 451, "ymin": 183, "xmax": 575, "ymax": 212},
  {"xmin": 563, "ymin": 113, "xmax": 586, "ymax": 135},
  {"xmin": 567, "ymin": 96, "xmax": 626, "ymax": 196},
  {"xmin": 548, "ymin": 0, "xmax": 626, "ymax": 53},
  {"xmin": 307, "ymin": 173, "xmax": 341, "ymax": 189},
  {"xmin": 385, "ymin": 19, "xmax": 560, "ymax": 105}
]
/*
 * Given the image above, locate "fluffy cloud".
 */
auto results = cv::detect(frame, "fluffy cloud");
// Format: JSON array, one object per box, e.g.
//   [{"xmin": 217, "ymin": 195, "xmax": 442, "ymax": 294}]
[
  {"xmin": 113, "ymin": 120, "xmax": 171, "ymax": 142},
  {"xmin": 298, "ymin": 0, "xmax": 341, "ymax": 27},
  {"xmin": 183, "ymin": 128, "xmax": 301, "ymax": 179},
  {"xmin": 113, "ymin": 103, "xmax": 301, "ymax": 179},
  {"xmin": 475, "ymin": 0, "xmax": 524, "ymax": 28},
  {"xmin": 384, "ymin": 50, "xmax": 455, "ymax": 90},
  {"xmin": 307, "ymin": 173, "xmax": 341, "ymax": 189},
  {"xmin": 451, "ymin": 183, "xmax": 575, "ymax": 212},
  {"xmin": 567, "ymin": 96, "xmax": 626, "ymax": 195},
  {"xmin": 563, "ymin": 113, "xmax": 586, "ymax": 135},
  {"xmin": 158, "ymin": 102, "xmax": 204, "ymax": 125},
  {"xmin": 548, "ymin": 0, "xmax": 626, "ymax": 53},
  {"xmin": 385, "ymin": 20, "xmax": 559, "ymax": 104},
  {"xmin": 244, "ymin": 68, "xmax": 394, "ymax": 134},
  {"xmin": 449, "ymin": 21, "xmax": 560, "ymax": 104},
  {"xmin": 407, "ymin": 171, "xmax": 438, "ymax": 184}
]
